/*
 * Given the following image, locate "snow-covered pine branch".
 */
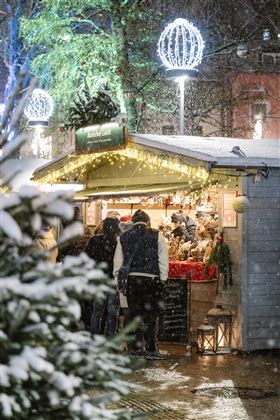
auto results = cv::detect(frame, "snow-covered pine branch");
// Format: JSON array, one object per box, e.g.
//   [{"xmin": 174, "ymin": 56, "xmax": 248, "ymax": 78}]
[{"xmin": 0, "ymin": 78, "xmax": 135, "ymax": 419}]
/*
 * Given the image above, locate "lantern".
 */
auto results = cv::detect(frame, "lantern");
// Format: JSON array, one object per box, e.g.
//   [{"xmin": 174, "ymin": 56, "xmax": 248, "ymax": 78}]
[
  {"xmin": 197, "ymin": 319, "xmax": 215, "ymax": 355},
  {"xmin": 232, "ymin": 194, "xmax": 250, "ymax": 213},
  {"xmin": 207, "ymin": 305, "xmax": 232, "ymax": 354}
]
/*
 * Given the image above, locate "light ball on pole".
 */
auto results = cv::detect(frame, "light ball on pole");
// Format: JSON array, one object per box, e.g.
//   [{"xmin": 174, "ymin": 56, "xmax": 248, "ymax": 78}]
[
  {"xmin": 158, "ymin": 18, "xmax": 204, "ymax": 72},
  {"xmin": 158, "ymin": 18, "xmax": 204, "ymax": 135},
  {"xmin": 24, "ymin": 88, "xmax": 54, "ymax": 159},
  {"xmin": 24, "ymin": 88, "xmax": 54, "ymax": 127}
]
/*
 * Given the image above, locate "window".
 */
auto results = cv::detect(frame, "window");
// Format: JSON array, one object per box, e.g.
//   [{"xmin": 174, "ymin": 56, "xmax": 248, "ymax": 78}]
[
  {"xmin": 262, "ymin": 53, "xmax": 280, "ymax": 66},
  {"xmin": 262, "ymin": 29, "xmax": 271, "ymax": 41},
  {"xmin": 222, "ymin": 193, "xmax": 237, "ymax": 228},
  {"xmin": 251, "ymin": 103, "xmax": 267, "ymax": 122},
  {"xmin": 162, "ymin": 125, "xmax": 175, "ymax": 135}
]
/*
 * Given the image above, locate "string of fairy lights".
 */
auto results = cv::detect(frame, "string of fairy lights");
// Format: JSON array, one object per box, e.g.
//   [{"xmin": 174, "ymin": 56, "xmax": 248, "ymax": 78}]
[
  {"xmin": 33, "ymin": 145, "xmax": 236, "ymax": 200},
  {"xmin": 33, "ymin": 146, "xmax": 209, "ymax": 185}
]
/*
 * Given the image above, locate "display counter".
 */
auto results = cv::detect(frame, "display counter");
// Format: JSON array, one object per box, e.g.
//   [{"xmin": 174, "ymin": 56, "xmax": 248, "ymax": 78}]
[{"xmin": 168, "ymin": 261, "xmax": 216, "ymax": 281}]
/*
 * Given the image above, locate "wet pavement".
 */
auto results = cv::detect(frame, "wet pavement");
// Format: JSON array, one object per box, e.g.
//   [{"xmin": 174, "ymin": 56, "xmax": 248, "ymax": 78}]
[{"xmin": 125, "ymin": 343, "xmax": 280, "ymax": 420}]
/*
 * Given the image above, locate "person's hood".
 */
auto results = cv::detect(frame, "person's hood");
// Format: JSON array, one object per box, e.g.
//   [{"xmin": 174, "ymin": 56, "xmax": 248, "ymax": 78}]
[
  {"xmin": 38, "ymin": 230, "xmax": 55, "ymax": 240},
  {"xmin": 119, "ymin": 221, "xmax": 133, "ymax": 233},
  {"xmin": 132, "ymin": 210, "xmax": 150, "ymax": 224}
]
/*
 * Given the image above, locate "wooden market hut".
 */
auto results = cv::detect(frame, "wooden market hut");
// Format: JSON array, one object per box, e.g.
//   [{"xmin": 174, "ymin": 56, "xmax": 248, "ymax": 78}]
[{"xmin": 32, "ymin": 134, "xmax": 280, "ymax": 352}]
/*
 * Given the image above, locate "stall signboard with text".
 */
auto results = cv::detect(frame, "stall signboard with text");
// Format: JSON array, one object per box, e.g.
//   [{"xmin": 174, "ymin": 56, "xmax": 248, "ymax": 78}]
[
  {"xmin": 75, "ymin": 123, "xmax": 127, "ymax": 153},
  {"xmin": 158, "ymin": 279, "xmax": 188, "ymax": 343}
]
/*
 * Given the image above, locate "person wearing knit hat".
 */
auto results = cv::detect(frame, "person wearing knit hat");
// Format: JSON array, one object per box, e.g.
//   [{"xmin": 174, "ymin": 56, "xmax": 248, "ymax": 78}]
[
  {"xmin": 113, "ymin": 209, "xmax": 168, "ymax": 360},
  {"xmin": 106, "ymin": 210, "xmax": 121, "ymax": 219},
  {"xmin": 120, "ymin": 214, "xmax": 132, "ymax": 222},
  {"xmin": 131, "ymin": 209, "xmax": 150, "ymax": 224},
  {"xmin": 171, "ymin": 211, "xmax": 196, "ymax": 243},
  {"xmin": 119, "ymin": 214, "xmax": 133, "ymax": 233}
]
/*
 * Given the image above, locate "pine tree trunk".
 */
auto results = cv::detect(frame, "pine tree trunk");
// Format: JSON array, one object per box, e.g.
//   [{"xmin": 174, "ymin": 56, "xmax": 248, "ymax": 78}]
[
  {"xmin": 4, "ymin": 0, "xmax": 25, "ymax": 101},
  {"xmin": 110, "ymin": 1, "xmax": 138, "ymax": 132}
]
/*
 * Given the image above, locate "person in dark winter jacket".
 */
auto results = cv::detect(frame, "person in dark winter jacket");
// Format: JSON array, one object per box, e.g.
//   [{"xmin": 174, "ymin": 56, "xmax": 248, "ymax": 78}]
[
  {"xmin": 85, "ymin": 217, "xmax": 120, "ymax": 336},
  {"xmin": 57, "ymin": 206, "xmax": 91, "ymax": 329},
  {"xmin": 58, "ymin": 206, "xmax": 91, "ymax": 258},
  {"xmin": 113, "ymin": 209, "xmax": 169, "ymax": 359},
  {"xmin": 171, "ymin": 211, "xmax": 196, "ymax": 243}
]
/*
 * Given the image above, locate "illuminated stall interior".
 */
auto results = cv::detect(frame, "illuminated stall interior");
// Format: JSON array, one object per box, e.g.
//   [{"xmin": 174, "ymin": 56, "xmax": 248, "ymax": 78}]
[
  {"xmin": 32, "ymin": 135, "xmax": 246, "ymax": 349},
  {"xmin": 32, "ymin": 134, "xmax": 279, "ymax": 351}
]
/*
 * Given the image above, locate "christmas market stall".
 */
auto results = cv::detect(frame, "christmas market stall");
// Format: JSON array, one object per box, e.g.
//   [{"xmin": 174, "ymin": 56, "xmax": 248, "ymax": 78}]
[{"xmin": 32, "ymin": 131, "xmax": 280, "ymax": 352}]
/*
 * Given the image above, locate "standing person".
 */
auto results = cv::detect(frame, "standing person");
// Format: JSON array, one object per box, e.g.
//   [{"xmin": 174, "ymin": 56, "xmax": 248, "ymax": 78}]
[
  {"xmin": 113, "ymin": 209, "xmax": 169, "ymax": 359},
  {"xmin": 60, "ymin": 206, "xmax": 91, "ymax": 257},
  {"xmin": 85, "ymin": 217, "xmax": 120, "ymax": 336},
  {"xmin": 106, "ymin": 210, "xmax": 121, "ymax": 219},
  {"xmin": 92, "ymin": 210, "xmax": 120, "ymax": 235},
  {"xmin": 32, "ymin": 223, "xmax": 58, "ymax": 264},
  {"xmin": 58, "ymin": 206, "xmax": 91, "ymax": 329},
  {"xmin": 119, "ymin": 214, "xmax": 133, "ymax": 233},
  {"xmin": 171, "ymin": 211, "xmax": 196, "ymax": 242}
]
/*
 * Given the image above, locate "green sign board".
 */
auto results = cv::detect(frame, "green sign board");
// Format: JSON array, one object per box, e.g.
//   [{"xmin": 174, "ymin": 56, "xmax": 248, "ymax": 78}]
[{"xmin": 75, "ymin": 123, "xmax": 126, "ymax": 153}]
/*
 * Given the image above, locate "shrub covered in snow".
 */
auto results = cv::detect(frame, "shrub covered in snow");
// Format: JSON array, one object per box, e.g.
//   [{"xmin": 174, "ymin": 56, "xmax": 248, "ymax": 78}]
[{"xmin": 0, "ymin": 76, "xmax": 134, "ymax": 419}]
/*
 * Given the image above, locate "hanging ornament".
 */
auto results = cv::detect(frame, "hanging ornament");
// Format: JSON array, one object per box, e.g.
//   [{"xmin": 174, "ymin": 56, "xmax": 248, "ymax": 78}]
[
  {"xmin": 174, "ymin": 193, "xmax": 181, "ymax": 205},
  {"xmin": 163, "ymin": 196, "xmax": 171, "ymax": 207},
  {"xmin": 232, "ymin": 194, "xmax": 250, "ymax": 213}
]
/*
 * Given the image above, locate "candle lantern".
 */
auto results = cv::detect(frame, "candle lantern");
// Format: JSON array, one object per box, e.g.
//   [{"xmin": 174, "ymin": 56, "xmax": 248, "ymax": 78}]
[
  {"xmin": 207, "ymin": 305, "xmax": 232, "ymax": 354},
  {"xmin": 197, "ymin": 319, "xmax": 215, "ymax": 355}
]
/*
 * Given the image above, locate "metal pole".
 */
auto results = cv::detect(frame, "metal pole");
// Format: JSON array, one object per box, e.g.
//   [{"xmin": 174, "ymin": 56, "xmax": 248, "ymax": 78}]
[
  {"xmin": 34, "ymin": 127, "xmax": 41, "ymax": 159},
  {"xmin": 37, "ymin": 135, "xmax": 40, "ymax": 159},
  {"xmin": 178, "ymin": 77, "xmax": 185, "ymax": 135}
]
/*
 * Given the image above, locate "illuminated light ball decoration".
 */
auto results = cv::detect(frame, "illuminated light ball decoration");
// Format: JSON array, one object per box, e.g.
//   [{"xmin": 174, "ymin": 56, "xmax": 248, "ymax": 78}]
[
  {"xmin": 24, "ymin": 88, "xmax": 54, "ymax": 158},
  {"xmin": 158, "ymin": 18, "xmax": 204, "ymax": 135},
  {"xmin": 24, "ymin": 88, "xmax": 54, "ymax": 127},
  {"xmin": 158, "ymin": 18, "xmax": 204, "ymax": 75}
]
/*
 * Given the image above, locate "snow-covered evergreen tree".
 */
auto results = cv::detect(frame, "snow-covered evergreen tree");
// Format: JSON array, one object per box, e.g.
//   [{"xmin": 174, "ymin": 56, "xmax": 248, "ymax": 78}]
[{"xmin": 0, "ymin": 76, "xmax": 135, "ymax": 419}]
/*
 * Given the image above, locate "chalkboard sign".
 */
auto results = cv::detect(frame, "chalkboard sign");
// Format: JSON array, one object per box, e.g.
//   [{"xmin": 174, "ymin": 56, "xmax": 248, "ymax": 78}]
[{"xmin": 158, "ymin": 279, "xmax": 188, "ymax": 343}]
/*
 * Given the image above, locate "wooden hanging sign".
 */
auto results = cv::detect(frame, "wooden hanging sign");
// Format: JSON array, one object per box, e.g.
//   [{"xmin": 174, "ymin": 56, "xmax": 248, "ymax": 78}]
[{"xmin": 75, "ymin": 123, "xmax": 127, "ymax": 154}]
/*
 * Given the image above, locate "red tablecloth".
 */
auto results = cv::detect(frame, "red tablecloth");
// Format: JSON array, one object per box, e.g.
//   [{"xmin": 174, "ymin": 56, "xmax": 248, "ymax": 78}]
[{"xmin": 168, "ymin": 261, "xmax": 216, "ymax": 281}]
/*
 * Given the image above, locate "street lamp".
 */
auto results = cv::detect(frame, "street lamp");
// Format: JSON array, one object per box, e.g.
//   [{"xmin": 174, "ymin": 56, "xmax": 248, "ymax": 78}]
[
  {"xmin": 24, "ymin": 89, "xmax": 54, "ymax": 158},
  {"xmin": 158, "ymin": 18, "xmax": 204, "ymax": 135}
]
